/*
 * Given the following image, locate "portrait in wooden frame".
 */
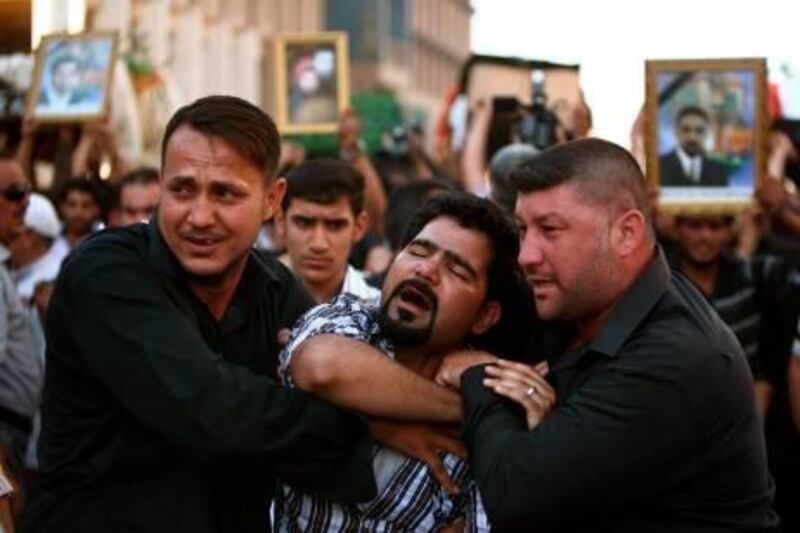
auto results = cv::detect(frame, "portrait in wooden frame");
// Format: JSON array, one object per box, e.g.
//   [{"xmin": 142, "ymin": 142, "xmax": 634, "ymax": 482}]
[
  {"xmin": 27, "ymin": 31, "xmax": 119, "ymax": 123},
  {"xmin": 274, "ymin": 32, "xmax": 350, "ymax": 135},
  {"xmin": 645, "ymin": 58, "xmax": 768, "ymax": 214}
]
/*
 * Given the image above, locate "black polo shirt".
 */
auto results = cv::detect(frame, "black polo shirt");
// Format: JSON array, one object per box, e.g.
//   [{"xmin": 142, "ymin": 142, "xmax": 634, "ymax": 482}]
[
  {"xmin": 22, "ymin": 222, "xmax": 376, "ymax": 533},
  {"xmin": 462, "ymin": 248, "xmax": 778, "ymax": 531}
]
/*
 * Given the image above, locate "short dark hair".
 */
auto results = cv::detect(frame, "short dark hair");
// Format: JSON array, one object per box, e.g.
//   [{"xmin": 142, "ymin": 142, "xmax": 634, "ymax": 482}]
[
  {"xmin": 489, "ymin": 143, "xmax": 539, "ymax": 214},
  {"xmin": 56, "ymin": 179, "xmax": 101, "ymax": 208},
  {"xmin": 282, "ymin": 158, "xmax": 365, "ymax": 214},
  {"xmin": 676, "ymin": 106, "xmax": 709, "ymax": 124},
  {"xmin": 509, "ymin": 138, "xmax": 652, "ymax": 228},
  {"xmin": 400, "ymin": 192, "xmax": 519, "ymax": 304},
  {"xmin": 119, "ymin": 166, "xmax": 159, "ymax": 190},
  {"xmin": 161, "ymin": 95, "xmax": 281, "ymax": 182},
  {"xmin": 385, "ymin": 179, "xmax": 455, "ymax": 251}
]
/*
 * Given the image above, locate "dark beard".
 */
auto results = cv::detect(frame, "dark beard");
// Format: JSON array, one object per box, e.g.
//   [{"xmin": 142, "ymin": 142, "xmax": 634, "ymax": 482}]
[{"xmin": 377, "ymin": 278, "xmax": 438, "ymax": 347}]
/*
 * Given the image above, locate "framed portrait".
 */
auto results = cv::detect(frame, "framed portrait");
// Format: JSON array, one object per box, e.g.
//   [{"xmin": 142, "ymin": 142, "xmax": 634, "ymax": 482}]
[
  {"xmin": 27, "ymin": 31, "xmax": 119, "ymax": 123},
  {"xmin": 645, "ymin": 58, "xmax": 768, "ymax": 214},
  {"xmin": 274, "ymin": 32, "xmax": 350, "ymax": 135}
]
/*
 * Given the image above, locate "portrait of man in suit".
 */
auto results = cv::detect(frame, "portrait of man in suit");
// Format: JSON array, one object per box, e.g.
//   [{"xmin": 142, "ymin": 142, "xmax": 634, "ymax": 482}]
[
  {"xmin": 36, "ymin": 54, "xmax": 100, "ymax": 112},
  {"xmin": 659, "ymin": 106, "xmax": 730, "ymax": 187}
]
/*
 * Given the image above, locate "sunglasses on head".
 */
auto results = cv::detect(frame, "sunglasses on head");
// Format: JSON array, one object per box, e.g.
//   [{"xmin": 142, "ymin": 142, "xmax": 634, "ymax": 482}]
[{"xmin": 1, "ymin": 183, "xmax": 31, "ymax": 202}]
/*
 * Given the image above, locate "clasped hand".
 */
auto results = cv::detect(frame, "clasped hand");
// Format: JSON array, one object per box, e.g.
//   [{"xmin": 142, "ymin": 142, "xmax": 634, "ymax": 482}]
[{"xmin": 436, "ymin": 351, "xmax": 555, "ymax": 430}]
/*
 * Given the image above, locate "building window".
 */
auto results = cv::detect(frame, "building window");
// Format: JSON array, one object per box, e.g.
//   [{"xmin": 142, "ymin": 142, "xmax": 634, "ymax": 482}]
[
  {"xmin": 325, "ymin": 0, "xmax": 364, "ymax": 57},
  {"xmin": 390, "ymin": 0, "xmax": 407, "ymax": 39}
]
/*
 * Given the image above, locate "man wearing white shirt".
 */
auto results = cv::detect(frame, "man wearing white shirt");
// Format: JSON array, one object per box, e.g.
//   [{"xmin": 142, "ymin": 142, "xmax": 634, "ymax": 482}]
[
  {"xmin": 8, "ymin": 194, "xmax": 66, "ymax": 303},
  {"xmin": 659, "ymin": 106, "xmax": 730, "ymax": 187},
  {"xmin": 278, "ymin": 158, "xmax": 380, "ymax": 303}
]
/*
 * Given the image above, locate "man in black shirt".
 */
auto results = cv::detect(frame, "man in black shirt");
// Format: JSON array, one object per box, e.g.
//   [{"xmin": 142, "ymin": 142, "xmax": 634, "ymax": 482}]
[
  {"xmin": 439, "ymin": 138, "xmax": 778, "ymax": 531},
  {"xmin": 668, "ymin": 215, "xmax": 796, "ymax": 414},
  {"xmin": 21, "ymin": 96, "xmax": 376, "ymax": 532}
]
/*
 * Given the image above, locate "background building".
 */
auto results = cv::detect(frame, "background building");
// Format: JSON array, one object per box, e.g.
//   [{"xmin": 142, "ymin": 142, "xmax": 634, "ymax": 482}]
[{"xmin": 1, "ymin": 0, "xmax": 472, "ymax": 161}]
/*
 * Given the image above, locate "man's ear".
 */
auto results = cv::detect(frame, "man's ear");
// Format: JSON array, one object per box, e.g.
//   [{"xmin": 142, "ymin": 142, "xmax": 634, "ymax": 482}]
[
  {"xmin": 263, "ymin": 177, "xmax": 287, "ymax": 222},
  {"xmin": 352, "ymin": 210, "xmax": 368, "ymax": 241},
  {"xmin": 612, "ymin": 209, "xmax": 647, "ymax": 258},
  {"xmin": 471, "ymin": 301, "xmax": 501, "ymax": 336}
]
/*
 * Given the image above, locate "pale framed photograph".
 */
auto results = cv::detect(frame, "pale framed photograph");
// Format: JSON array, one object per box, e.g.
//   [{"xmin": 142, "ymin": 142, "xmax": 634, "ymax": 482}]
[
  {"xmin": 27, "ymin": 31, "xmax": 119, "ymax": 123},
  {"xmin": 645, "ymin": 58, "xmax": 768, "ymax": 214},
  {"xmin": 274, "ymin": 32, "xmax": 350, "ymax": 135}
]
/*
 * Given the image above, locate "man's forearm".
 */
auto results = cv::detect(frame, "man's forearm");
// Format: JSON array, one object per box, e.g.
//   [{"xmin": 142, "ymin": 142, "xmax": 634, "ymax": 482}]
[{"xmin": 291, "ymin": 334, "xmax": 462, "ymax": 422}]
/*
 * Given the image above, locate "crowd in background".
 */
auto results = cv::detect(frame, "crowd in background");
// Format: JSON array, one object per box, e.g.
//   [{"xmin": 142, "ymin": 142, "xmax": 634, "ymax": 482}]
[{"xmin": 0, "ymin": 64, "xmax": 800, "ymax": 531}]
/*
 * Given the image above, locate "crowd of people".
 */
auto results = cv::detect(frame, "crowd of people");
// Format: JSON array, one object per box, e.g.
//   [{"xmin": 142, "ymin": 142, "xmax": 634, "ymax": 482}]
[{"xmin": 0, "ymin": 79, "xmax": 798, "ymax": 532}]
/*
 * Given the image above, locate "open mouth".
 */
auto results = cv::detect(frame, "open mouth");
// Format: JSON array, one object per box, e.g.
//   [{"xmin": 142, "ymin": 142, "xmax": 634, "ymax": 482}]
[
  {"xmin": 399, "ymin": 286, "xmax": 433, "ymax": 311},
  {"xmin": 185, "ymin": 235, "xmax": 222, "ymax": 246}
]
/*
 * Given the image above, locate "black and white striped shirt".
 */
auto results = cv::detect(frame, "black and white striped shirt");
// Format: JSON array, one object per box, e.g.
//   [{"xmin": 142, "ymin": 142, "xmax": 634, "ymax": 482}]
[{"xmin": 276, "ymin": 294, "xmax": 489, "ymax": 532}]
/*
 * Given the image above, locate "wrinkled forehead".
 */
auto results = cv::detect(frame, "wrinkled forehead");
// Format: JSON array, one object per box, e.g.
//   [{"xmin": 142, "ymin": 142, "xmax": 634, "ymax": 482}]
[{"xmin": 514, "ymin": 182, "xmax": 584, "ymax": 219}]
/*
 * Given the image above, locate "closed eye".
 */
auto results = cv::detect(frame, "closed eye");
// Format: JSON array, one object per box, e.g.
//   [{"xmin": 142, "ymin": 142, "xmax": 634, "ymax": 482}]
[{"xmin": 406, "ymin": 241, "xmax": 434, "ymax": 257}]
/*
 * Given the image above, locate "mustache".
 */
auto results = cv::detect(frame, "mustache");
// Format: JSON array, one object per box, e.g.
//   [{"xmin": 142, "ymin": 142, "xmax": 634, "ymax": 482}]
[{"xmin": 387, "ymin": 277, "xmax": 438, "ymax": 308}]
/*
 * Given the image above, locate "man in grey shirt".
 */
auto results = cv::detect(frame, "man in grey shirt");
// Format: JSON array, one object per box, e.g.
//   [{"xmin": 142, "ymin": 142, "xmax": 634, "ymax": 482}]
[{"xmin": 0, "ymin": 153, "xmax": 41, "ymax": 481}]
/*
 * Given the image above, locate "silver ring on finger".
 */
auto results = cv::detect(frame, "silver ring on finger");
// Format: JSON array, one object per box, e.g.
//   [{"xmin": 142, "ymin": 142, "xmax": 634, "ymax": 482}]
[{"xmin": 525, "ymin": 386, "xmax": 537, "ymax": 397}]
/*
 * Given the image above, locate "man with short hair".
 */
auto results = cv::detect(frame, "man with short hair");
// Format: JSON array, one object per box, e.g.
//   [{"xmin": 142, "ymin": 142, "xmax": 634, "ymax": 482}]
[
  {"xmin": 117, "ymin": 166, "xmax": 160, "ymax": 226},
  {"xmin": 276, "ymin": 193, "xmax": 546, "ymax": 531},
  {"xmin": 53, "ymin": 179, "xmax": 101, "ymax": 253},
  {"xmin": 279, "ymin": 158, "xmax": 379, "ymax": 303},
  {"xmin": 659, "ymin": 106, "xmax": 730, "ymax": 187},
  {"xmin": 21, "ymin": 96, "xmax": 376, "ymax": 533},
  {"xmin": 439, "ymin": 138, "xmax": 777, "ymax": 530},
  {"xmin": 670, "ymin": 215, "xmax": 797, "ymax": 371}
]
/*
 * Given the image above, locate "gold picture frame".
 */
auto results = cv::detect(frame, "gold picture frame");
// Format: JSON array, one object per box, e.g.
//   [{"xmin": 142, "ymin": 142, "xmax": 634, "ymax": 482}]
[
  {"xmin": 274, "ymin": 31, "xmax": 350, "ymax": 135},
  {"xmin": 27, "ymin": 31, "xmax": 119, "ymax": 124},
  {"xmin": 645, "ymin": 58, "xmax": 768, "ymax": 215}
]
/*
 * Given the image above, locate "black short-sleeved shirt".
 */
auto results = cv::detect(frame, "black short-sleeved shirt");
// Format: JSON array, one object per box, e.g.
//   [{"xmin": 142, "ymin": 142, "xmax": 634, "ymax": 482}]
[
  {"xmin": 462, "ymin": 248, "xmax": 779, "ymax": 531},
  {"xmin": 21, "ymin": 222, "xmax": 376, "ymax": 533}
]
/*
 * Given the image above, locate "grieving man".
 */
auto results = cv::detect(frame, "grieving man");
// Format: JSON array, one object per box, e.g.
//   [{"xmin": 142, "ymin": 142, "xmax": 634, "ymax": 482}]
[
  {"xmin": 276, "ymin": 193, "xmax": 548, "ymax": 531},
  {"xmin": 440, "ymin": 138, "xmax": 777, "ymax": 531},
  {"xmin": 21, "ymin": 96, "xmax": 375, "ymax": 533}
]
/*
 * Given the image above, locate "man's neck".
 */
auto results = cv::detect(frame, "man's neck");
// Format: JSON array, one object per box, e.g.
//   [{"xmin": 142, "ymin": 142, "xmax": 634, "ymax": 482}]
[
  {"xmin": 188, "ymin": 259, "xmax": 248, "ymax": 322},
  {"xmin": 680, "ymin": 257, "xmax": 719, "ymax": 297},
  {"xmin": 66, "ymin": 230, "xmax": 90, "ymax": 249},
  {"xmin": 395, "ymin": 344, "xmax": 454, "ymax": 380},
  {"xmin": 307, "ymin": 269, "xmax": 347, "ymax": 304}
]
